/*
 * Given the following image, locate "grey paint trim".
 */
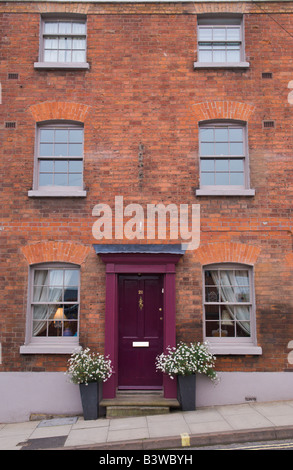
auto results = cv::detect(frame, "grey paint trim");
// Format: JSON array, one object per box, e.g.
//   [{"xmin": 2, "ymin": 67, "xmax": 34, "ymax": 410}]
[
  {"xmin": 93, "ymin": 243, "xmax": 186, "ymax": 254},
  {"xmin": 196, "ymin": 189, "xmax": 255, "ymax": 196}
]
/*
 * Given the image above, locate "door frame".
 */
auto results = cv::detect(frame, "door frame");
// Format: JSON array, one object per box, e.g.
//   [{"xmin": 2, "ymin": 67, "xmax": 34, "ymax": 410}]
[
  {"xmin": 96, "ymin": 245, "xmax": 184, "ymax": 399},
  {"xmin": 118, "ymin": 273, "xmax": 164, "ymax": 390}
]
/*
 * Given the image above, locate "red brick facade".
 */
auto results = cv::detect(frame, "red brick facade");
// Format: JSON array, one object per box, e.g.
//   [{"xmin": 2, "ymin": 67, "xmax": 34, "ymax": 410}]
[{"xmin": 0, "ymin": 1, "xmax": 292, "ymax": 384}]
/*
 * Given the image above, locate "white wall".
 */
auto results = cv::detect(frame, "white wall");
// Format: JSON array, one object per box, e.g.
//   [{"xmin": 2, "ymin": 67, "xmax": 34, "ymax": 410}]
[
  {"xmin": 0, "ymin": 372, "xmax": 83, "ymax": 423},
  {"xmin": 2, "ymin": 371, "xmax": 293, "ymax": 423}
]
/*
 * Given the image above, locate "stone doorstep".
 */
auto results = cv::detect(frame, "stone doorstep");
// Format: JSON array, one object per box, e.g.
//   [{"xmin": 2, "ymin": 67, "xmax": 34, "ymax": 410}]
[{"xmin": 100, "ymin": 391, "xmax": 180, "ymax": 418}]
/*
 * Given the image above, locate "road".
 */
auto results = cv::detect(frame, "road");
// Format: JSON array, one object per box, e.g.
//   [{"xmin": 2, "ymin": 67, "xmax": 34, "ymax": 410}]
[{"xmin": 186, "ymin": 439, "xmax": 293, "ymax": 450}]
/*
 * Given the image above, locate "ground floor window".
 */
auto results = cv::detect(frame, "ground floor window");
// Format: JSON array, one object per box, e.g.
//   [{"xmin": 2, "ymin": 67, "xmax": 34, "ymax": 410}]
[
  {"xmin": 203, "ymin": 264, "xmax": 254, "ymax": 342},
  {"xmin": 30, "ymin": 264, "xmax": 80, "ymax": 339}
]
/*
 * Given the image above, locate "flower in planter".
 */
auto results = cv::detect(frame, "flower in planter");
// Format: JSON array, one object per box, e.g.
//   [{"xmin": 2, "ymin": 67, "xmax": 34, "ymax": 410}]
[
  {"xmin": 155, "ymin": 341, "xmax": 218, "ymax": 382},
  {"xmin": 66, "ymin": 347, "xmax": 113, "ymax": 385}
]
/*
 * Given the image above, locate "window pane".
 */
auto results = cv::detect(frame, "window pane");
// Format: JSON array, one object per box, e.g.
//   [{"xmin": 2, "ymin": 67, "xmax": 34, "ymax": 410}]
[
  {"xmin": 198, "ymin": 27, "xmax": 212, "ymax": 41},
  {"xmin": 68, "ymin": 173, "xmax": 82, "ymax": 186},
  {"xmin": 40, "ymin": 129, "xmax": 54, "ymax": 142},
  {"xmin": 58, "ymin": 22, "xmax": 72, "ymax": 34},
  {"xmin": 64, "ymin": 304, "xmax": 78, "ymax": 320},
  {"xmin": 227, "ymin": 49, "xmax": 240, "ymax": 62},
  {"xmin": 230, "ymin": 159, "xmax": 243, "ymax": 171},
  {"xmin": 59, "ymin": 37, "xmax": 72, "ymax": 50},
  {"xmin": 205, "ymin": 270, "xmax": 219, "ymax": 285},
  {"xmin": 44, "ymin": 50, "xmax": 58, "ymax": 62},
  {"xmin": 44, "ymin": 22, "xmax": 58, "ymax": 34},
  {"xmin": 205, "ymin": 286, "xmax": 220, "ymax": 302},
  {"xmin": 54, "ymin": 173, "xmax": 68, "ymax": 185},
  {"xmin": 49, "ymin": 286, "xmax": 63, "ymax": 301},
  {"xmin": 200, "ymin": 128, "xmax": 214, "ymax": 142},
  {"xmin": 69, "ymin": 129, "xmax": 83, "ymax": 143},
  {"xmin": 229, "ymin": 128, "xmax": 243, "ymax": 141},
  {"xmin": 72, "ymin": 50, "xmax": 86, "ymax": 62},
  {"xmin": 44, "ymin": 38, "xmax": 58, "ymax": 50},
  {"xmin": 215, "ymin": 172, "xmax": 229, "ymax": 185},
  {"xmin": 64, "ymin": 286, "xmax": 78, "ymax": 302},
  {"xmin": 49, "ymin": 270, "xmax": 63, "ymax": 286},
  {"xmin": 39, "ymin": 173, "xmax": 53, "ymax": 186},
  {"xmin": 69, "ymin": 143, "xmax": 83, "ymax": 156},
  {"xmin": 214, "ymin": 142, "xmax": 229, "ymax": 155},
  {"xmin": 230, "ymin": 142, "xmax": 243, "ymax": 155},
  {"xmin": 214, "ymin": 128, "xmax": 228, "ymax": 142},
  {"xmin": 64, "ymin": 269, "xmax": 79, "ymax": 286},
  {"xmin": 213, "ymin": 49, "xmax": 226, "ymax": 63},
  {"xmin": 215, "ymin": 159, "xmax": 229, "ymax": 171},
  {"xmin": 235, "ymin": 270, "xmax": 249, "ymax": 285},
  {"xmin": 55, "ymin": 129, "xmax": 68, "ymax": 143},
  {"xmin": 198, "ymin": 49, "xmax": 212, "ymax": 62},
  {"xmin": 230, "ymin": 172, "xmax": 244, "ymax": 185},
  {"xmin": 33, "ymin": 305, "xmax": 48, "ymax": 321},
  {"xmin": 40, "ymin": 143, "xmax": 54, "ymax": 157},
  {"xmin": 39, "ymin": 160, "xmax": 54, "ymax": 172},
  {"xmin": 69, "ymin": 160, "xmax": 83, "ymax": 172},
  {"xmin": 54, "ymin": 143, "xmax": 68, "ymax": 156},
  {"xmin": 227, "ymin": 27, "xmax": 240, "ymax": 41},
  {"xmin": 205, "ymin": 304, "xmax": 219, "ymax": 320},
  {"xmin": 201, "ymin": 142, "xmax": 214, "ymax": 156},
  {"xmin": 72, "ymin": 38, "xmax": 86, "ymax": 50},
  {"xmin": 33, "ymin": 286, "xmax": 48, "ymax": 302},
  {"xmin": 55, "ymin": 160, "xmax": 68, "ymax": 172},
  {"xmin": 72, "ymin": 22, "xmax": 86, "ymax": 34},
  {"xmin": 201, "ymin": 159, "xmax": 214, "ymax": 171},
  {"xmin": 213, "ymin": 28, "xmax": 226, "ymax": 41},
  {"xmin": 201, "ymin": 172, "xmax": 214, "ymax": 186}
]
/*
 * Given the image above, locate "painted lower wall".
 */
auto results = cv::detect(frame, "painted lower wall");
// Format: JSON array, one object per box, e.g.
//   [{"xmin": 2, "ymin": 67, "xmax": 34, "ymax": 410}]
[{"xmin": 1, "ymin": 372, "xmax": 293, "ymax": 423}]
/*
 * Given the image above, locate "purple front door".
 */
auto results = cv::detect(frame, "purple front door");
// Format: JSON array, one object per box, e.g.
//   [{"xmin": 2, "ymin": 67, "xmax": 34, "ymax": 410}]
[{"xmin": 118, "ymin": 274, "xmax": 164, "ymax": 389}]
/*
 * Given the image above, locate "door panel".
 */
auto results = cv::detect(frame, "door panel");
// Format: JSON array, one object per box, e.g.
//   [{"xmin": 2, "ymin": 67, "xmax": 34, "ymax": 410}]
[{"xmin": 118, "ymin": 274, "xmax": 164, "ymax": 388}]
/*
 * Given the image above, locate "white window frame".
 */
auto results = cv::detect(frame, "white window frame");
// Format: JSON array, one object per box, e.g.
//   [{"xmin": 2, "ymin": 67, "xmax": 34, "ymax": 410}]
[
  {"xmin": 203, "ymin": 263, "xmax": 261, "ymax": 355},
  {"xmin": 20, "ymin": 263, "xmax": 81, "ymax": 354},
  {"xmin": 34, "ymin": 15, "xmax": 89, "ymax": 70},
  {"xmin": 194, "ymin": 15, "xmax": 250, "ymax": 69},
  {"xmin": 196, "ymin": 121, "xmax": 255, "ymax": 196},
  {"xmin": 28, "ymin": 121, "xmax": 87, "ymax": 198}
]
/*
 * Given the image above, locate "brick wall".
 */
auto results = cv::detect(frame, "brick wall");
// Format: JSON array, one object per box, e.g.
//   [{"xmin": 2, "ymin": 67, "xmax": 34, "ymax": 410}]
[{"xmin": 0, "ymin": 1, "xmax": 292, "ymax": 374}]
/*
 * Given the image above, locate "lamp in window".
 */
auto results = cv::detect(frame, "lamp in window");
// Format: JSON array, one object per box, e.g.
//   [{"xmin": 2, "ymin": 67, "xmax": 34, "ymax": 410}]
[{"xmin": 54, "ymin": 307, "xmax": 63, "ymax": 329}]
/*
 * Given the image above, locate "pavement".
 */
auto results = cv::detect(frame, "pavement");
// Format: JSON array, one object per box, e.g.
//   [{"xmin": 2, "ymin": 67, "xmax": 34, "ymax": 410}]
[{"xmin": 2, "ymin": 400, "xmax": 293, "ymax": 451}]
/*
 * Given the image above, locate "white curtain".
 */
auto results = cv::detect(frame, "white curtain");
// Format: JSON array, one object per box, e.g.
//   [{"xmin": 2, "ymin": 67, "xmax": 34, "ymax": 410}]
[{"xmin": 212, "ymin": 270, "xmax": 251, "ymax": 335}]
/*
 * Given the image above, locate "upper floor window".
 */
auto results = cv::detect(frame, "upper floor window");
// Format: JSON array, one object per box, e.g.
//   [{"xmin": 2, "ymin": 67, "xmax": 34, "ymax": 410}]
[
  {"xmin": 34, "ymin": 16, "xmax": 89, "ymax": 70},
  {"xmin": 28, "ymin": 122, "xmax": 86, "ymax": 197},
  {"xmin": 203, "ymin": 264, "xmax": 261, "ymax": 355},
  {"xmin": 20, "ymin": 264, "xmax": 80, "ymax": 354},
  {"xmin": 194, "ymin": 16, "xmax": 249, "ymax": 69},
  {"xmin": 196, "ymin": 121, "xmax": 255, "ymax": 196}
]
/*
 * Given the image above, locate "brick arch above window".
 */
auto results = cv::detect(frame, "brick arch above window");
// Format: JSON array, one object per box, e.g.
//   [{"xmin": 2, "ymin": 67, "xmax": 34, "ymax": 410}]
[
  {"xmin": 193, "ymin": 101, "xmax": 255, "ymax": 123},
  {"xmin": 28, "ymin": 101, "xmax": 91, "ymax": 123},
  {"xmin": 21, "ymin": 241, "xmax": 91, "ymax": 266},
  {"xmin": 195, "ymin": 242, "xmax": 261, "ymax": 266}
]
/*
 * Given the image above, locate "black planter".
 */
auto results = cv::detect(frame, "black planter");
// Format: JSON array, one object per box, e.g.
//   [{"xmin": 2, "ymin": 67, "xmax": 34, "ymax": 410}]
[
  {"xmin": 177, "ymin": 374, "xmax": 196, "ymax": 411},
  {"xmin": 79, "ymin": 382, "xmax": 101, "ymax": 420}
]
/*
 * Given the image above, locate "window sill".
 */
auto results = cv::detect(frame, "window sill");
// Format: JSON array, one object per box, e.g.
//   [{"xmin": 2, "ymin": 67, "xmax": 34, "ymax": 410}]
[
  {"xmin": 209, "ymin": 344, "xmax": 262, "ymax": 356},
  {"xmin": 28, "ymin": 189, "xmax": 87, "ymax": 198},
  {"xmin": 196, "ymin": 189, "xmax": 255, "ymax": 197},
  {"xmin": 34, "ymin": 62, "xmax": 90, "ymax": 70},
  {"xmin": 194, "ymin": 61, "xmax": 250, "ymax": 69},
  {"xmin": 20, "ymin": 343, "xmax": 81, "ymax": 355}
]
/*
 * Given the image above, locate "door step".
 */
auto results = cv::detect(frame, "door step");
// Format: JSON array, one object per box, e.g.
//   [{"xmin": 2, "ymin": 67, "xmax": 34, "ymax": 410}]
[{"xmin": 100, "ymin": 391, "xmax": 180, "ymax": 418}]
